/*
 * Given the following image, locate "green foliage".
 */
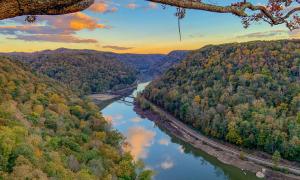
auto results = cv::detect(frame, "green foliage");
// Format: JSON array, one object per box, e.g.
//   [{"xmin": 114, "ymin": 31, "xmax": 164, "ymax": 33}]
[
  {"xmin": 272, "ymin": 150, "xmax": 281, "ymax": 168},
  {"xmin": 143, "ymin": 40, "xmax": 300, "ymax": 162},
  {"xmin": 26, "ymin": 112, "xmax": 39, "ymax": 125},
  {"xmin": 8, "ymin": 50, "xmax": 137, "ymax": 95},
  {"xmin": 0, "ymin": 58, "xmax": 152, "ymax": 179}
]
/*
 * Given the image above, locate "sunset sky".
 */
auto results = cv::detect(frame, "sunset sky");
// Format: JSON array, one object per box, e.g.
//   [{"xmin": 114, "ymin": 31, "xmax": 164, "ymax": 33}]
[{"xmin": 0, "ymin": 0, "xmax": 299, "ymax": 54}]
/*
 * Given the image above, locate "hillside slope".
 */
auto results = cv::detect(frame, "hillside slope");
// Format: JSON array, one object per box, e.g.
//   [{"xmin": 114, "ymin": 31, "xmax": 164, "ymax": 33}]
[
  {"xmin": 0, "ymin": 58, "xmax": 150, "ymax": 179},
  {"xmin": 142, "ymin": 40, "xmax": 300, "ymax": 162},
  {"xmin": 6, "ymin": 49, "xmax": 137, "ymax": 95},
  {"xmin": 3, "ymin": 49, "xmax": 189, "ymax": 90}
]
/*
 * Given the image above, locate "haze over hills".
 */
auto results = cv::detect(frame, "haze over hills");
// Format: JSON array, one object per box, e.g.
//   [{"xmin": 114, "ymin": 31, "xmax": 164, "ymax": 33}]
[
  {"xmin": 2, "ymin": 48, "xmax": 189, "ymax": 95},
  {"xmin": 141, "ymin": 40, "xmax": 300, "ymax": 162}
]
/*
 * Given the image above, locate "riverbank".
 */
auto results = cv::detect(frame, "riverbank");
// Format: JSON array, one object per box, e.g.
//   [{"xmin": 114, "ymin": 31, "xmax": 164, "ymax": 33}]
[
  {"xmin": 135, "ymin": 97, "xmax": 300, "ymax": 180},
  {"xmin": 88, "ymin": 83, "xmax": 138, "ymax": 108}
]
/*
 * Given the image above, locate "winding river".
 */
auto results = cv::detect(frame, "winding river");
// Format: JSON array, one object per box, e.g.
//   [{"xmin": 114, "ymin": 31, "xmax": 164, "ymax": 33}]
[{"xmin": 101, "ymin": 82, "xmax": 260, "ymax": 180}]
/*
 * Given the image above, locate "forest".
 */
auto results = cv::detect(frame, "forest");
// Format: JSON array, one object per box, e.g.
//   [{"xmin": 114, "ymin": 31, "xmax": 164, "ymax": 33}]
[
  {"xmin": 141, "ymin": 40, "xmax": 300, "ymax": 162},
  {"xmin": 0, "ymin": 57, "xmax": 152, "ymax": 179},
  {"xmin": 4, "ymin": 49, "xmax": 137, "ymax": 95}
]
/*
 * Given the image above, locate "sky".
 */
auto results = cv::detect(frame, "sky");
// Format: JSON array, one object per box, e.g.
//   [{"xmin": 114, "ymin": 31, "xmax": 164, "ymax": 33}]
[{"xmin": 0, "ymin": 0, "xmax": 299, "ymax": 54}]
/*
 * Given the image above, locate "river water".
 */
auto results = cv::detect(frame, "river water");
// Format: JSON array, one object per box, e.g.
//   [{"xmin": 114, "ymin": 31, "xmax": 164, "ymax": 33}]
[{"xmin": 101, "ymin": 82, "xmax": 259, "ymax": 180}]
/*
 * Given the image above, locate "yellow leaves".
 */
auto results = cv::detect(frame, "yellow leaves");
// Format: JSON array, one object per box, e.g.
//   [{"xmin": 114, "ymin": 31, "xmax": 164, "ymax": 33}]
[
  {"xmin": 35, "ymin": 148, "xmax": 43, "ymax": 158},
  {"xmin": 193, "ymin": 95, "xmax": 201, "ymax": 105},
  {"xmin": 56, "ymin": 103, "xmax": 69, "ymax": 115},
  {"xmin": 100, "ymin": 144, "xmax": 121, "ymax": 162},
  {"xmin": 33, "ymin": 104, "xmax": 44, "ymax": 115},
  {"xmin": 226, "ymin": 121, "xmax": 243, "ymax": 145},
  {"xmin": 11, "ymin": 156, "xmax": 48, "ymax": 180},
  {"xmin": 80, "ymin": 120, "xmax": 86, "ymax": 128},
  {"xmin": 0, "ymin": 100, "xmax": 17, "ymax": 115},
  {"xmin": 7, "ymin": 80, "xmax": 16, "ymax": 92},
  {"xmin": 27, "ymin": 134, "xmax": 42, "ymax": 146},
  {"xmin": 241, "ymin": 72, "xmax": 253, "ymax": 80},
  {"xmin": 242, "ymin": 49, "xmax": 251, "ymax": 55},
  {"xmin": 76, "ymin": 169, "xmax": 97, "ymax": 180},
  {"xmin": 36, "ymin": 83, "xmax": 47, "ymax": 93},
  {"xmin": 46, "ymin": 161, "xmax": 74, "ymax": 180},
  {"xmin": 95, "ymin": 131, "xmax": 106, "ymax": 141},
  {"xmin": 167, "ymin": 89, "xmax": 179, "ymax": 101},
  {"xmin": 49, "ymin": 94, "xmax": 65, "ymax": 104}
]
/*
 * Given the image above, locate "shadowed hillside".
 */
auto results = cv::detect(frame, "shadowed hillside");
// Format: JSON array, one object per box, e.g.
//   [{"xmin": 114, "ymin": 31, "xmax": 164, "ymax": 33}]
[
  {"xmin": 4, "ymin": 49, "xmax": 137, "ymax": 95},
  {"xmin": 3, "ymin": 49, "xmax": 189, "ymax": 94}
]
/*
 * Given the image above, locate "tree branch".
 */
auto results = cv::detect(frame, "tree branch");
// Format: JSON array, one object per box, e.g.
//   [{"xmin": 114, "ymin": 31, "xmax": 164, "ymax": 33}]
[
  {"xmin": 0, "ymin": 0, "xmax": 94, "ymax": 20},
  {"xmin": 147, "ymin": 0, "xmax": 300, "ymax": 29}
]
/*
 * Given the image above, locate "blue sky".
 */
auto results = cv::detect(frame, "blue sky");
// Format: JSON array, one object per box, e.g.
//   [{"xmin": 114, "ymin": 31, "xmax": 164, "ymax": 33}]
[{"xmin": 0, "ymin": 0, "xmax": 297, "ymax": 54}]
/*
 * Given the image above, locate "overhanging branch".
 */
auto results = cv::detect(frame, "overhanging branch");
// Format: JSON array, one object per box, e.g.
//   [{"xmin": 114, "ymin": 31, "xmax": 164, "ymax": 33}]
[{"xmin": 148, "ymin": 0, "xmax": 300, "ymax": 29}]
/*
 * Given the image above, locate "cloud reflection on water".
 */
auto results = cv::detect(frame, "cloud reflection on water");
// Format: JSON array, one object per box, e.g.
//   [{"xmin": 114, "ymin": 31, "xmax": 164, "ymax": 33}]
[{"xmin": 124, "ymin": 126, "xmax": 156, "ymax": 160}]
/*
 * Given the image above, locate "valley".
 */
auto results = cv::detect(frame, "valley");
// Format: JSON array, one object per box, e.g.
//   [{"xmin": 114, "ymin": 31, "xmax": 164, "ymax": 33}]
[{"xmin": 1, "ymin": 40, "xmax": 299, "ymax": 180}]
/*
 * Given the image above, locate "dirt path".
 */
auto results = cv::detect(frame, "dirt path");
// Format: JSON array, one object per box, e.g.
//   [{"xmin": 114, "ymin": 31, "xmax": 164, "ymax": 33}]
[{"xmin": 137, "ymin": 98, "xmax": 300, "ymax": 179}]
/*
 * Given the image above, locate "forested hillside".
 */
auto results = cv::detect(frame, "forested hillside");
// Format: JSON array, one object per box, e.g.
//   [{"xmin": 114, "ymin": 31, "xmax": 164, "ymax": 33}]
[
  {"xmin": 111, "ymin": 50, "xmax": 188, "ymax": 81},
  {"xmin": 5, "ymin": 49, "xmax": 137, "ymax": 95},
  {"xmin": 3, "ymin": 49, "xmax": 188, "ymax": 89},
  {"xmin": 0, "ymin": 58, "xmax": 151, "ymax": 179},
  {"xmin": 142, "ymin": 40, "xmax": 300, "ymax": 162}
]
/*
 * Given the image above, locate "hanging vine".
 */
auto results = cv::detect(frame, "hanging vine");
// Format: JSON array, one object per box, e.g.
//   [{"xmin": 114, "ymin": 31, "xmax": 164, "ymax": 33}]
[{"xmin": 175, "ymin": 7, "xmax": 186, "ymax": 41}]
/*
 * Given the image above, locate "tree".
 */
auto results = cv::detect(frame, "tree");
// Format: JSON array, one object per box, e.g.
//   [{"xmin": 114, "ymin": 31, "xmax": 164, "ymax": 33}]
[
  {"xmin": 0, "ymin": 0, "xmax": 299, "ymax": 30},
  {"xmin": 0, "ymin": 0, "xmax": 94, "ymax": 20},
  {"xmin": 272, "ymin": 150, "xmax": 281, "ymax": 168},
  {"xmin": 148, "ymin": 0, "xmax": 300, "ymax": 30}
]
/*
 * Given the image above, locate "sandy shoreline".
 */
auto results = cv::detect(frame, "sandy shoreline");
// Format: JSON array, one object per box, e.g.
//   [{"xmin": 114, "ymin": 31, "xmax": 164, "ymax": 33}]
[{"xmin": 135, "ymin": 97, "xmax": 300, "ymax": 180}]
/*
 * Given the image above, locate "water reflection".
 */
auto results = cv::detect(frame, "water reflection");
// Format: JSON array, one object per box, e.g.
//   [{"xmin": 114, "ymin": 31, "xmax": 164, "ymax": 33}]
[
  {"xmin": 158, "ymin": 138, "xmax": 170, "ymax": 146},
  {"xmin": 160, "ymin": 157, "xmax": 174, "ymax": 170},
  {"xmin": 131, "ymin": 116, "xmax": 143, "ymax": 123},
  {"xmin": 124, "ymin": 126, "xmax": 156, "ymax": 160},
  {"xmin": 101, "ymin": 83, "xmax": 259, "ymax": 180}
]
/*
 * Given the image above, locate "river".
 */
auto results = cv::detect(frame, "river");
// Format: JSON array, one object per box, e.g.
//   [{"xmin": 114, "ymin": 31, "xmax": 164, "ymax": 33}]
[{"xmin": 101, "ymin": 82, "xmax": 260, "ymax": 180}]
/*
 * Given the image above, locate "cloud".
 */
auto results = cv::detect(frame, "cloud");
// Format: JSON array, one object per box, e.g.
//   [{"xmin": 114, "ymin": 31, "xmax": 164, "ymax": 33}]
[
  {"xmin": 158, "ymin": 138, "xmax": 170, "ymax": 146},
  {"xmin": 0, "ymin": 12, "xmax": 106, "ymax": 43},
  {"xmin": 103, "ymin": 45, "xmax": 133, "ymax": 50},
  {"xmin": 131, "ymin": 117, "xmax": 143, "ymax": 123},
  {"xmin": 89, "ymin": 1, "xmax": 118, "ymax": 13},
  {"xmin": 235, "ymin": 30, "xmax": 287, "ymax": 39},
  {"xmin": 148, "ymin": 2, "xmax": 158, "ymax": 9},
  {"xmin": 0, "ymin": 25, "xmax": 69, "ymax": 35},
  {"xmin": 160, "ymin": 158, "xmax": 174, "ymax": 170},
  {"xmin": 123, "ymin": 126, "xmax": 156, "ymax": 160},
  {"xmin": 177, "ymin": 146, "xmax": 184, "ymax": 154},
  {"xmin": 7, "ymin": 34, "xmax": 98, "ymax": 43},
  {"xmin": 126, "ymin": 3, "xmax": 138, "ymax": 9},
  {"xmin": 104, "ymin": 114, "xmax": 124, "ymax": 126},
  {"xmin": 289, "ymin": 29, "xmax": 300, "ymax": 38},
  {"xmin": 43, "ymin": 12, "xmax": 107, "ymax": 31}
]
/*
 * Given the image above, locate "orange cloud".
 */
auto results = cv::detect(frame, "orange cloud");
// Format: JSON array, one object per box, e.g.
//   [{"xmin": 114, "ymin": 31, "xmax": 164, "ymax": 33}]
[
  {"xmin": 90, "ymin": 2, "xmax": 108, "ymax": 13},
  {"xmin": 123, "ymin": 126, "xmax": 155, "ymax": 160},
  {"xmin": 58, "ymin": 12, "xmax": 107, "ymax": 31},
  {"xmin": 0, "ymin": 12, "xmax": 107, "ymax": 43},
  {"xmin": 89, "ymin": 0, "xmax": 118, "ymax": 13}
]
